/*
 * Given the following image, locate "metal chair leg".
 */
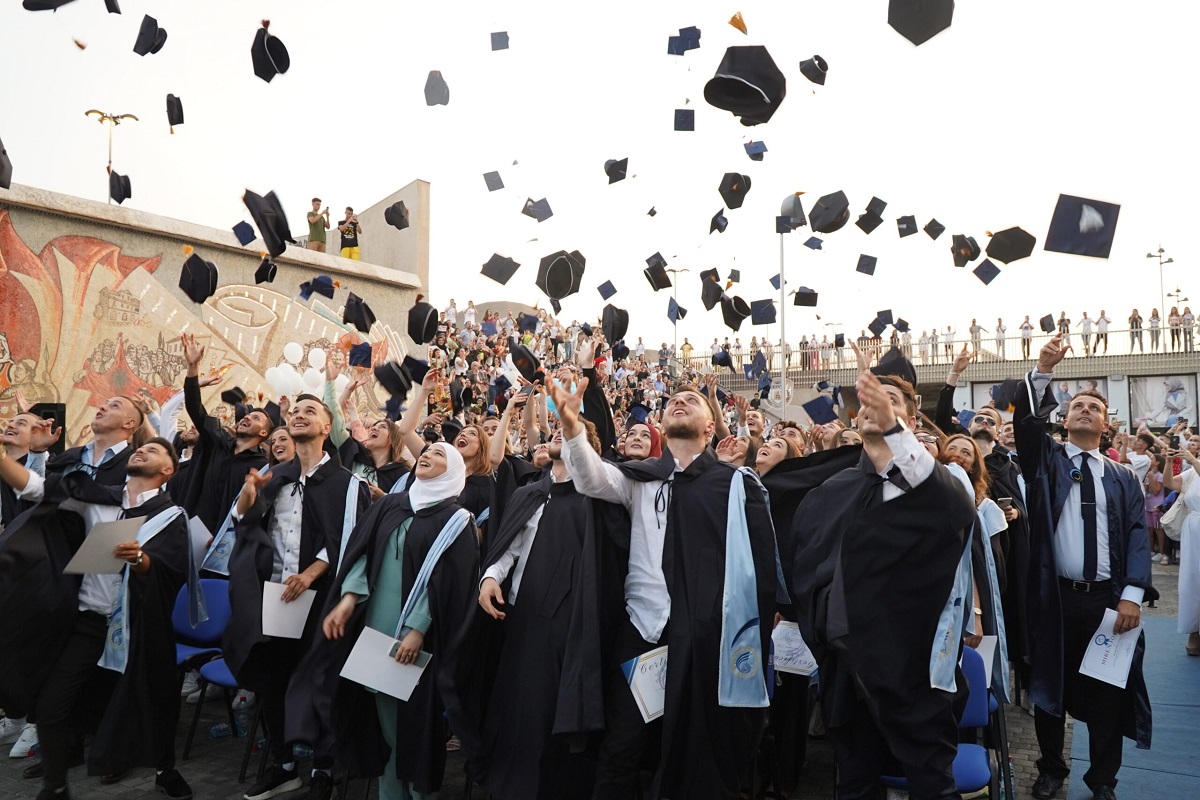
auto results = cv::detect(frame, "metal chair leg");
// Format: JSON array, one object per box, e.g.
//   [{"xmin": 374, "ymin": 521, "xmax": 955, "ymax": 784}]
[
  {"xmin": 182, "ymin": 678, "xmax": 208, "ymax": 760},
  {"xmin": 238, "ymin": 701, "xmax": 263, "ymax": 783},
  {"xmin": 993, "ymin": 703, "xmax": 1015, "ymax": 800}
]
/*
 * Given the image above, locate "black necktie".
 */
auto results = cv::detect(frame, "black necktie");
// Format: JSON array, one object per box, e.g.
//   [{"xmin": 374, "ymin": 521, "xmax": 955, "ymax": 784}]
[{"xmin": 1079, "ymin": 453, "xmax": 1098, "ymax": 580}]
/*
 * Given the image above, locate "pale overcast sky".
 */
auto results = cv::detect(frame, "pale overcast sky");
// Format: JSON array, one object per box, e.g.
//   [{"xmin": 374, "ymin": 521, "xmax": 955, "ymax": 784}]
[{"xmin": 3, "ymin": 0, "xmax": 1196, "ymax": 348}]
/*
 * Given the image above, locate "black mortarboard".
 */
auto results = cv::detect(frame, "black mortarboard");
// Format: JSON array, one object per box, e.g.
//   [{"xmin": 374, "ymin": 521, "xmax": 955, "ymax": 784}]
[
  {"xmin": 895, "ymin": 319, "xmax": 911, "ymax": 333},
  {"xmin": 973, "ymin": 259, "xmax": 1001, "ymax": 285},
  {"xmin": 728, "ymin": 269, "xmax": 741, "ymax": 283},
  {"xmin": 699, "ymin": 267, "xmax": 720, "ymax": 283},
  {"xmin": 644, "ymin": 263, "xmax": 672, "ymax": 291},
  {"xmin": 856, "ymin": 254, "xmax": 877, "ymax": 275},
  {"xmin": 179, "ymin": 252, "xmax": 218, "ymax": 304},
  {"xmin": 579, "ymin": 322, "xmax": 593, "ymax": 337},
  {"xmin": 299, "ymin": 275, "xmax": 335, "ymax": 300},
  {"xmin": 536, "ymin": 250, "xmax": 585, "ymax": 299},
  {"xmin": 627, "ymin": 403, "xmax": 652, "ymax": 424},
  {"xmin": 712, "ymin": 349, "xmax": 734, "ymax": 371},
  {"xmin": 522, "ymin": 197, "xmax": 553, "ymax": 222},
  {"xmin": 871, "ymin": 347, "xmax": 918, "ymax": 387},
  {"xmin": 1043, "ymin": 194, "xmax": 1120, "ymax": 258},
  {"xmin": 604, "ymin": 158, "xmax": 628, "ymax": 184},
  {"xmin": 106, "ymin": 0, "xmax": 121, "ymax": 12},
  {"xmin": 855, "ymin": 196, "xmax": 887, "ymax": 234},
  {"xmin": 254, "ymin": 255, "xmax": 277, "ymax": 284},
  {"xmin": 924, "ymin": 218, "xmax": 946, "ymax": 239},
  {"xmin": 374, "ymin": 360, "xmax": 417, "ymax": 398},
  {"xmin": 804, "ymin": 236, "xmax": 823, "ymax": 250},
  {"xmin": 810, "ymin": 191, "xmax": 850, "ymax": 233},
  {"xmin": 383, "ymin": 201, "xmax": 409, "ymax": 231},
  {"xmin": 221, "ymin": 387, "xmax": 247, "ymax": 406},
  {"xmin": 166, "ymin": 94, "xmax": 184, "ymax": 132},
  {"xmin": 751, "ymin": 300, "xmax": 776, "ymax": 325},
  {"xmin": 408, "ymin": 297, "xmax": 438, "ymax": 343},
  {"xmin": 888, "ymin": 0, "xmax": 955, "ymax": 47},
  {"xmin": 424, "ymin": 70, "xmax": 450, "ymax": 105},
  {"xmin": 492, "ymin": 375, "xmax": 512, "ymax": 395},
  {"xmin": 667, "ymin": 297, "xmax": 687, "ymax": 324},
  {"xmin": 674, "ymin": 109, "xmax": 695, "ymax": 131},
  {"xmin": 233, "ymin": 221, "xmax": 256, "ymax": 245},
  {"xmin": 647, "ymin": 207, "xmax": 657, "ymax": 217},
  {"xmin": 348, "ymin": 342, "xmax": 373, "ymax": 367},
  {"xmin": 951, "ymin": 234, "xmax": 981, "ymax": 267},
  {"xmin": 481, "ymin": 253, "xmax": 520, "ymax": 285},
  {"xmin": 343, "ymin": 292, "xmax": 376, "ymax": 333},
  {"xmin": 896, "ymin": 214, "xmax": 918, "ymax": 237},
  {"xmin": 769, "ymin": 273, "xmax": 783, "ymax": 290},
  {"xmin": 793, "ymin": 286, "xmax": 818, "ymax": 307},
  {"xmin": 251, "ymin": 20, "xmax": 290, "ymax": 82},
  {"xmin": 491, "ymin": 31, "xmax": 509, "ymax": 50},
  {"xmin": 597, "ymin": 280, "xmax": 617, "ymax": 300},
  {"xmin": 1039, "ymin": 314, "xmax": 1056, "ymax": 333},
  {"xmin": 799, "ymin": 55, "xmax": 829, "ymax": 85},
  {"xmin": 646, "ymin": 252, "xmax": 668, "ymax": 270},
  {"xmin": 744, "ymin": 140, "xmax": 767, "ymax": 161},
  {"xmin": 22, "ymin": 0, "xmax": 79, "ymax": 9},
  {"xmin": 803, "ymin": 395, "xmax": 838, "ymax": 425},
  {"xmin": 483, "ymin": 171, "xmax": 503, "ymax": 191},
  {"xmin": 704, "ymin": 45, "xmax": 787, "ymax": 126},
  {"xmin": 602, "ymin": 304, "xmax": 629, "ymax": 343},
  {"xmin": 776, "ymin": 216, "xmax": 792, "ymax": 234},
  {"xmin": 876, "ymin": 309, "xmax": 894, "ymax": 326},
  {"xmin": 108, "ymin": 170, "xmax": 131, "ymax": 204},
  {"xmin": 133, "ymin": 14, "xmax": 167, "ymax": 56},
  {"xmin": 992, "ymin": 378, "xmax": 1021, "ymax": 413},
  {"xmin": 780, "ymin": 193, "xmax": 807, "ymax": 229},
  {"xmin": 550, "ymin": 299, "xmax": 562, "ymax": 315},
  {"xmin": 835, "ymin": 333, "xmax": 846, "ymax": 348},
  {"xmin": 441, "ymin": 418, "xmax": 463, "ymax": 444},
  {"xmin": 867, "ymin": 317, "xmax": 887, "ymax": 338},
  {"xmin": 612, "ymin": 340, "xmax": 630, "ymax": 360},
  {"xmin": 701, "ymin": 277, "xmax": 725, "ymax": 310},
  {"xmin": 721, "ymin": 296, "xmax": 751, "ymax": 331},
  {"xmin": 510, "ymin": 343, "xmax": 539, "ymax": 383},
  {"xmin": 243, "ymin": 190, "xmax": 295, "ymax": 258},
  {"xmin": 985, "ymin": 226, "xmax": 1036, "ymax": 263},
  {"xmin": 0, "ymin": 137, "xmax": 11, "ymax": 190},
  {"xmin": 718, "ymin": 172, "xmax": 752, "ymax": 209},
  {"xmin": 711, "ymin": 208, "xmax": 729, "ymax": 234},
  {"xmin": 263, "ymin": 401, "xmax": 282, "ymax": 428}
]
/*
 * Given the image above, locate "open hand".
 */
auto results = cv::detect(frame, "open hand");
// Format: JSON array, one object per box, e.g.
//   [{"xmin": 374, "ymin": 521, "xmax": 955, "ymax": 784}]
[
  {"xmin": 479, "ymin": 577, "xmax": 506, "ymax": 620},
  {"xmin": 323, "ymin": 595, "xmax": 356, "ymax": 640}
]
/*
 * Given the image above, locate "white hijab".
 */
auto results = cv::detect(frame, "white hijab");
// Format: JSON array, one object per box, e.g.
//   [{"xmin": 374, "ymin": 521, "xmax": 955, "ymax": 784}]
[{"xmin": 408, "ymin": 442, "xmax": 466, "ymax": 510}]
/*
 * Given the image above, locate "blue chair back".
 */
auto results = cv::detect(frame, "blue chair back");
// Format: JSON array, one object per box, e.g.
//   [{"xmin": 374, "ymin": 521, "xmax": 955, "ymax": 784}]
[
  {"xmin": 958, "ymin": 646, "xmax": 989, "ymax": 729},
  {"xmin": 171, "ymin": 578, "xmax": 232, "ymax": 646}
]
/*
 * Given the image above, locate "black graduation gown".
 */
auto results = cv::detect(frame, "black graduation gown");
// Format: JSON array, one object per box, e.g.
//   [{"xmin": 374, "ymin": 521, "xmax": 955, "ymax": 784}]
[
  {"xmin": 984, "ymin": 447, "xmax": 1033, "ymax": 677},
  {"xmin": 1013, "ymin": 373, "xmax": 1156, "ymax": 747},
  {"xmin": 791, "ymin": 454, "xmax": 975, "ymax": 768},
  {"xmin": 0, "ymin": 452, "xmax": 34, "ymax": 526},
  {"xmin": 337, "ymin": 437, "xmax": 409, "ymax": 493},
  {"xmin": 47, "ymin": 443, "xmax": 135, "ymax": 489},
  {"xmin": 328, "ymin": 493, "xmax": 478, "ymax": 795}
]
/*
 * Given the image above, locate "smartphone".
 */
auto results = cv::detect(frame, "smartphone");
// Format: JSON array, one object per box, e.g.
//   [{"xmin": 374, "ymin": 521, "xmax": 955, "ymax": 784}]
[
  {"xmin": 520, "ymin": 385, "xmax": 535, "ymax": 396},
  {"xmin": 997, "ymin": 497, "xmax": 1013, "ymax": 510},
  {"xmin": 1172, "ymin": 435, "xmax": 1182, "ymax": 449}
]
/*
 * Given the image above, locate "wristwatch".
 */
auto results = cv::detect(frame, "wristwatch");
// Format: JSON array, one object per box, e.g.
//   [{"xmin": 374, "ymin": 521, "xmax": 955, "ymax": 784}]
[{"xmin": 128, "ymin": 550, "xmax": 144, "ymax": 566}]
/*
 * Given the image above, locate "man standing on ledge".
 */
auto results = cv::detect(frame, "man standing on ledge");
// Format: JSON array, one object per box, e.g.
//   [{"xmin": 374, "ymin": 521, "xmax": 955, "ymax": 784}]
[
  {"xmin": 1016, "ymin": 333, "xmax": 1155, "ymax": 800},
  {"xmin": 306, "ymin": 198, "xmax": 330, "ymax": 253},
  {"xmin": 338, "ymin": 207, "xmax": 363, "ymax": 261}
]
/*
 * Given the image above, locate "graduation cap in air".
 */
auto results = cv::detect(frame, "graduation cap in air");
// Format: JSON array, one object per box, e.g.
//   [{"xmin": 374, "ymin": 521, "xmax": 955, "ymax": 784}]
[
  {"xmin": 810, "ymin": 191, "xmax": 850, "ymax": 233},
  {"xmin": 644, "ymin": 263, "xmax": 672, "ymax": 291},
  {"xmin": 408, "ymin": 296, "xmax": 438, "ymax": 344},
  {"xmin": 896, "ymin": 215, "xmax": 918, "ymax": 237},
  {"xmin": 233, "ymin": 221, "xmax": 256, "ymax": 245},
  {"xmin": 793, "ymin": 286, "xmax": 818, "ymax": 307},
  {"xmin": 802, "ymin": 395, "xmax": 838, "ymax": 425},
  {"xmin": 710, "ymin": 209, "xmax": 729, "ymax": 234},
  {"xmin": 744, "ymin": 141, "xmax": 767, "ymax": 161},
  {"xmin": 441, "ymin": 417, "xmax": 464, "ymax": 445},
  {"xmin": 343, "ymin": 293, "xmax": 376, "ymax": 333},
  {"xmin": 254, "ymin": 255, "xmax": 277, "ymax": 284},
  {"xmin": 711, "ymin": 349, "xmax": 735, "ymax": 372},
  {"xmin": 518, "ymin": 313, "xmax": 539, "ymax": 334},
  {"xmin": 604, "ymin": 158, "xmax": 628, "ymax": 184},
  {"xmin": 751, "ymin": 300, "xmax": 776, "ymax": 325},
  {"xmin": 220, "ymin": 386, "xmax": 247, "ymax": 407},
  {"xmin": 700, "ymin": 382, "xmax": 731, "ymax": 405},
  {"xmin": 718, "ymin": 173, "xmax": 752, "ymax": 209},
  {"xmin": 667, "ymin": 297, "xmax": 687, "ymax": 324},
  {"xmin": 384, "ymin": 201, "xmax": 409, "ymax": 231},
  {"xmin": 871, "ymin": 347, "xmax": 918, "ymax": 387},
  {"xmin": 895, "ymin": 319, "xmax": 911, "ymax": 333},
  {"xmin": 243, "ymin": 190, "xmax": 295, "ymax": 258},
  {"xmin": 856, "ymin": 196, "xmax": 887, "ymax": 234},
  {"xmin": 856, "ymin": 254, "xmax": 878, "ymax": 275},
  {"xmin": 299, "ymin": 275, "xmax": 335, "ymax": 300},
  {"xmin": 867, "ymin": 317, "xmax": 888, "ymax": 338},
  {"xmin": 597, "ymin": 280, "xmax": 617, "ymax": 300},
  {"xmin": 888, "ymin": 0, "xmax": 955, "ymax": 46},
  {"xmin": 133, "ymin": 15, "xmax": 167, "ymax": 56},
  {"xmin": 985, "ymin": 226, "xmax": 1036, "ymax": 263},
  {"xmin": 22, "ymin": 0, "xmax": 80, "ymax": 9},
  {"xmin": 108, "ymin": 170, "xmax": 132, "ymax": 204},
  {"xmin": 769, "ymin": 273, "xmax": 783, "ymax": 290},
  {"xmin": 106, "ymin": 0, "xmax": 121, "ymax": 13},
  {"xmin": 0, "ymin": 137, "xmax": 13, "ymax": 191},
  {"xmin": 780, "ymin": 194, "xmax": 807, "ymax": 230},
  {"xmin": 374, "ymin": 357, "xmax": 428, "ymax": 398},
  {"xmin": 876, "ymin": 309, "xmax": 894, "ymax": 326},
  {"xmin": 776, "ymin": 216, "xmax": 793, "ymax": 234},
  {"xmin": 924, "ymin": 218, "xmax": 946, "ymax": 240},
  {"xmin": 647, "ymin": 207, "xmax": 657, "ymax": 217},
  {"xmin": 1039, "ymin": 314, "xmax": 1056, "ymax": 333},
  {"xmin": 674, "ymin": 109, "xmax": 695, "ymax": 131},
  {"xmin": 973, "ymin": 259, "xmax": 1001, "ymax": 285},
  {"xmin": 165, "ymin": 94, "xmax": 183, "ymax": 133},
  {"xmin": 1043, "ymin": 194, "xmax": 1121, "ymax": 258},
  {"xmin": 627, "ymin": 403, "xmax": 652, "ymax": 425},
  {"xmin": 704, "ymin": 45, "xmax": 787, "ymax": 126},
  {"xmin": 348, "ymin": 342, "xmax": 373, "ymax": 367},
  {"xmin": 536, "ymin": 250, "xmax": 585, "ymax": 299},
  {"xmin": 251, "ymin": 20, "xmax": 290, "ymax": 82},
  {"xmin": 699, "ymin": 267, "xmax": 720, "ymax": 283},
  {"xmin": 522, "ymin": 198, "xmax": 553, "ymax": 222},
  {"xmin": 951, "ymin": 234, "xmax": 981, "ymax": 267},
  {"xmin": 991, "ymin": 378, "xmax": 1021, "ymax": 413},
  {"xmin": 579, "ymin": 322, "xmax": 593, "ymax": 337},
  {"xmin": 834, "ymin": 333, "xmax": 846, "ymax": 348},
  {"xmin": 481, "ymin": 253, "xmax": 520, "ymax": 285},
  {"xmin": 804, "ymin": 236, "xmax": 823, "ymax": 250},
  {"xmin": 612, "ymin": 340, "xmax": 630, "ymax": 360},
  {"xmin": 179, "ymin": 251, "xmax": 218, "ymax": 304},
  {"xmin": 603, "ymin": 304, "xmax": 629, "ymax": 343},
  {"xmin": 491, "ymin": 31, "xmax": 509, "ymax": 50},
  {"xmin": 701, "ymin": 276, "xmax": 726, "ymax": 310},
  {"xmin": 424, "ymin": 71, "xmax": 450, "ymax": 105},
  {"xmin": 483, "ymin": 171, "xmax": 503, "ymax": 191},
  {"xmin": 799, "ymin": 55, "xmax": 829, "ymax": 85},
  {"xmin": 721, "ymin": 296, "xmax": 752, "ymax": 331},
  {"xmin": 509, "ymin": 343, "xmax": 540, "ymax": 383}
]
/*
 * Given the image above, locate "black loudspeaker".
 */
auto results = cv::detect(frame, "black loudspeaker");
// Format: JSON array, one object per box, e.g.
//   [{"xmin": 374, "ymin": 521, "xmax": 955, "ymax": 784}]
[{"xmin": 30, "ymin": 402, "xmax": 67, "ymax": 456}]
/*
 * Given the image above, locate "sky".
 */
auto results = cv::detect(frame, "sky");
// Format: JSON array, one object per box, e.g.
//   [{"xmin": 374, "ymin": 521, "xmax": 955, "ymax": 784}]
[{"xmin": 3, "ymin": 0, "xmax": 1197, "ymax": 349}]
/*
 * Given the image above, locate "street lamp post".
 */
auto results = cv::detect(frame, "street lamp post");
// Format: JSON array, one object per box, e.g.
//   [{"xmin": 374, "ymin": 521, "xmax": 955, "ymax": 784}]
[
  {"xmin": 1146, "ymin": 245, "xmax": 1174, "ymax": 319},
  {"xmin": 85, "ymin": 109, "xmax": 138, "ymax": 203}
]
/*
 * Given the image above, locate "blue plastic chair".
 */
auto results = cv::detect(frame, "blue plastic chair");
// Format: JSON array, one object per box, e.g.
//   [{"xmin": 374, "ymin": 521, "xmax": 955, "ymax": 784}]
[{"xmin": 173, "ymin": 578, "xmax": 232, "ymax": 671}]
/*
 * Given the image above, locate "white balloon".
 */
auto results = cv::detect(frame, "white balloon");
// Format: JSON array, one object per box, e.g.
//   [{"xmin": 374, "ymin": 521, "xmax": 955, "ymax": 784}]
[
  {"xmin": 307, "ymin": 348, "xmax": 327, "ymax": 370},
  {"xmin": 334, "ymin": 373, "xmax": 351, "ymax": 394},
  {"xmin": 287, "ymin": 369, "xmax": 306, "ymax": 395},
  {"xmin": 264, "ymin": 367, "xmax": 285, "ymax": 395},
  {"xmin": 303, "ymin": 367, "xmax": 323, "ymax": 389},
  {"xmin": 283, "ymin": 342, "xmax": 304, "ymax": 365}
]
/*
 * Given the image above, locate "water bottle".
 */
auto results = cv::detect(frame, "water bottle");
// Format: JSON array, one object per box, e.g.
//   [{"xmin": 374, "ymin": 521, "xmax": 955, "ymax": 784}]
[
  {"xmin": 293, "ymin": 744, "xmax": 313, "ymax": 760},
  {"xmin": 233, "ymin": 698, "xmax": 250, "ymax": 738},
  {"xmin": 208, "ymin": 722, "xmax": 233, "ymax": 739}
]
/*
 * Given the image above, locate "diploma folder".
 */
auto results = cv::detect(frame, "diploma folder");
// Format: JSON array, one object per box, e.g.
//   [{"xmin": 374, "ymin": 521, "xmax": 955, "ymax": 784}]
[
  {"xmin": 260, "ymin": 582, "xmax": 317, "ymax": 639},
  {"xmin": 62, "ymin": 518, "xmax": 144, "ymax": 574},
  {"xmin": 621, "ymin": 646, "xmax": 668, "ymax": 723},
  {"xmin": 340, "ymin": 626, "xmax": 431, "ymax": 701}
]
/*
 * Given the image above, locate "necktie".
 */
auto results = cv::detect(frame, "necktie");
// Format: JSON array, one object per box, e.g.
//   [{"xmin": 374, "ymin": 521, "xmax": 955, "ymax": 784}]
[{"xmin": 1079, "ymin": 453, "xmax": 1098, "ymax": 580}]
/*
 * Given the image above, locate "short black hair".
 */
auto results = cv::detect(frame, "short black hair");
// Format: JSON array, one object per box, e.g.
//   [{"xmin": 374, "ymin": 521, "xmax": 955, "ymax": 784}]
[{"xmin": 143, "ymin": 436, "xmax": 179, "ymax": 474}]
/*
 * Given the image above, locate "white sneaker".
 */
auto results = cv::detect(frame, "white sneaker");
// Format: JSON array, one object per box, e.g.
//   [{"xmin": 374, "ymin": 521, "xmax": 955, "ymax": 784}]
[
  {"xmin": 180, "ymin": 670, "xmax": 200, "ymax": 697},
  {"xmin": 0, "ymin": 717, "xmax": 25, "ymax": 746},
  {"xmin": 9, "ymin": 724, "xmax": 37, "ymax": 758},
  {"xmin": 186, "ymin": 685, "xmax": 214, "ymax": 705}
]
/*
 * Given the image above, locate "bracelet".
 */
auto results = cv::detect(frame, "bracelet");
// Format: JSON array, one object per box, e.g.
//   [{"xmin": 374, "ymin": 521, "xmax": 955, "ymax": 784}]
[{"xmin": 128, "ymin": 551, "xmax": 144, "ymax": 566}]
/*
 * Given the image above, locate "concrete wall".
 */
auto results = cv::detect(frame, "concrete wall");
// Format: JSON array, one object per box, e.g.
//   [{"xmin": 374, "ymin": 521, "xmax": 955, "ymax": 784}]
[
  {"xmin": 0, "ymin": 182, "xmax": 423, "ymax": 440},
  {"xmin": 353, "ymin": 180, "xmax": 431, "ymax": 291}
]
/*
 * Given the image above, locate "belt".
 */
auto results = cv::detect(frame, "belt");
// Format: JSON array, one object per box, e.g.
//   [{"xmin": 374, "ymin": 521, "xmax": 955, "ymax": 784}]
[{"xmin": 1058, "ymin": 577, "xmax": 1112, "ymax": 593}]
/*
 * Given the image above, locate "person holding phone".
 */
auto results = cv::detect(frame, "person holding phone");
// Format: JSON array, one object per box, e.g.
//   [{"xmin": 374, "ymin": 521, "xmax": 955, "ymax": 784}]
[
  {"xmin": 338, "ymin": 207, "xmax": 363, "ymax": 260},
  {"xmin": 1161, "ymin": 447, "xmax": 1200, "ymax": 656}
]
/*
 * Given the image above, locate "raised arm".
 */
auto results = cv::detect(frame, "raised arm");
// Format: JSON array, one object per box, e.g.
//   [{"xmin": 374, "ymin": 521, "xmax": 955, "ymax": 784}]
[
  {"xmin": 705, "ymin": 373, "xmax": 732, "ymax": 440},
  {"xmin": 398, "ymin": 369, "xmax": 439, "ymax": 461},
  {"xmin": 547, "ymin": 376, "xmax": 635, "ymax": 507},
  {"xmin": 490, "ymin": 392, "xmax": 526, "ymax": 469},
  {"xmin": 1014, "ymin": 332, "xmax": 1071, "ymax": 480},
  {"xmin": 936, "ymin": 345, "xmax": 971, "ymax": 433}
]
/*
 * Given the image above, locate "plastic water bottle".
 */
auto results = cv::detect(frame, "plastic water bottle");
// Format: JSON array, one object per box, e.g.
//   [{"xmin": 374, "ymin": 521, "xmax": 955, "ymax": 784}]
[
  {"xmin": 233, "ymin": 698, "xmax": 251, "ymax": 738},
  {"xmin": 208, "ymin": 722, "xmax": 233, "ymax": 739},
  {"xmin": 293, "ymin": 744, "xmax": 313, "ymax": 760}
]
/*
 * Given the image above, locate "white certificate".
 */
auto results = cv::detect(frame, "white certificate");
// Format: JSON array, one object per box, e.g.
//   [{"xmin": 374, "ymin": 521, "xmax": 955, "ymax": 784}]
[
  {"xmin": 340, "ymin": 626, "xmax": 431, "ymax": 701},
  {"xmin": 188, "ymin": 517, "xmax": 211, "ymax": 568},
  {"xmin": 260, "ymin": 581, "xmax": 317, "ymax": 639},
  {"xmin": 62, "ymin": 518, "xmax": 144, "ymax": 574},
  {"xmin": 621, "ymin": 645, "xmax": 668, "ymax": 723},
  {"xmin": 1079, "ymin": 607, "xmax": 1142, "ymax": 689},
  {"xmin": 772, "ymin": 621, "xmax": 817, "ymax": 676}
]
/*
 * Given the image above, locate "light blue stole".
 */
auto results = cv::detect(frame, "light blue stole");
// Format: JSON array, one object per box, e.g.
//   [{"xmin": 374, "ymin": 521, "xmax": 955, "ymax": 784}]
[
  {"xmin": 929, "ymin": 532, "xmax": 972, "ymax": 692},
  {"xmin": 718, "ymin": 468, "xmax": 770, "ymax": 708},
  {"xmin": 393, "ymin": 508, "xmax": 472, "ymax": 638},
  {"xmin": 200, "ymin": 465, "xmax": 270, "ymax": 576},
  {"xmin": 335, "ymin": 476, "xmax": 367, "ymax": 569}
]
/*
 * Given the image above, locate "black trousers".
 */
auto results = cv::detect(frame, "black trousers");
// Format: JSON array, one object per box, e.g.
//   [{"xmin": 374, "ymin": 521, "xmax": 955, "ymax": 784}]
[
  {"xmin": 35, "ymin": 612, "xmax": 109, "ymax": 791},
  {"xmin": 247, "ymin": 638, "xmax": 331, "ymax": 768},
  {"xmin": 593, "ymin": 619, "xmax": 663, "ymax": 800},
  {"xmin": 1034, "ymin": 586, "xmax": 1127, "ymax": 791}
]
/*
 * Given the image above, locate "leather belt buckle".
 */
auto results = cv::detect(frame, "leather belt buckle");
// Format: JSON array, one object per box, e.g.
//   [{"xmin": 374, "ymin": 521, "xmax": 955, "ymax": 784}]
[{"xmin": 1071, "ymin": 579, "xmax": 1090, "ymax": 592}]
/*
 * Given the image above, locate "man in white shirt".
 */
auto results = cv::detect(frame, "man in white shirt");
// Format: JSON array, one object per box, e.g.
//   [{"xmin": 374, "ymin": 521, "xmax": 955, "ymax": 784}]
[
  {"xmin": 1095, "ymin": 310, "xmax": 1112, "ymax": 354},
  {"xmin": 443, "ymin": 299, "xmax": 459, "ymax": 326},
  {"xmin": 1119, "ymin": 432, "xmax": 1155, "ymax": 490},
  {"xmin": 995, "ymin": 317, "xmax": 1007, "ymax": 359},
  {"xmin": 1021, "ymin": 316, "xmax": 1035, "ymax": 359},
  {"xmin": 1079, "ymin": 312, "xmax": 1093, "ymax": 356}
]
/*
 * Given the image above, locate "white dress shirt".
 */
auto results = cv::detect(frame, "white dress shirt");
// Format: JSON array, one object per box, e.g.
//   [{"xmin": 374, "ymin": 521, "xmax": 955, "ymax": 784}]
[
  {"xmin": 876, "ymin": 426, "xmax": 938, "ymax": 502},
  {"xmin": 268, "ymin": 453, "xmax": 331, "ymax": 582},
  {"xmin": 481, "ymin": 475, "xmax": 568, "ymax": 603},
  {"xmin": 15, "ymin": 440, "xmax": 130, "ymax": 503},
  {"xmin": 74, "ymin": 486, "xmax": 167, "ymax": 616}
]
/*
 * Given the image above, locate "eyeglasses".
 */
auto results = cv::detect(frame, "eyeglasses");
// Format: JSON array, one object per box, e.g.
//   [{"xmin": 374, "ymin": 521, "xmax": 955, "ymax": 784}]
[
  {"xmin": 916, "ymin": 434, "xmax": 939, "ymax": 445},
  {"xmin": 972, "ymin": 416, "xmax": 997, "ymax": 427}
]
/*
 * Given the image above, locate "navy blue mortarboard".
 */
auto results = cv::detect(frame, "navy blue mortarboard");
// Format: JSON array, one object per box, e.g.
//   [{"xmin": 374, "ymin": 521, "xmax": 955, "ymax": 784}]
[
  {"xmin": 481, "ymin": 253, "xmax": 521, "ymax": 285},
  {"xmin": 758, "ymin": 371, "xmax": 772, "ymax": 396},
  {"xmin": 604, "ymin": 158, "xmax": 628, "ymax": 184},
  {"xmin": 793, "ymin": 286, "xmax": 818, "ymax": 306},
  {"xmin": 612, "ymin": 340, "xmax": 630, "ymax": 360},
  {"xmin": 711, "ymin": 209, "xmax": 729, "ymax": 234},
  {"xmin": 780, "ymin": 194, "xmax": 807, "ymax": 230},
  {"xmin": 668, "ymin": 25, "xmax": 701, "ymax": 54},
  {"xmin": 803, "ymin": 395, "xmax": 838, "ymax": 425},
  {"xmin": 424, "ymin": 70, "xmax": 450, "ymax": 105},
  {"xmin": 700, "ymin": 382, "xmax": 731, "ymax": 405},
  {"xmin": 867, "ymin": 317, "xmax": 887, "ymax": 338},
  {"xmin": 646, "ymin": 252, "xmax": 668, "ymax": 270},
  {"xmin": 769, "ymin": 273, "xmax": 783, "ymax": 290},
  {"xmin": 343, "ymin": 292, "xmax": 376, "ymax": 333},
  {"xmin": 699, "ymin": 267, "xmax": 720, "ymax": 283},
  {"xmin": 348, "ymin": 342, "xmax": 373, "ymax": 367},
  {"xmin": 743, "ymin": 363, "xmax": 755, "ymax": 381},
  {"xmin": 133, "ymin": 14, "xmax": 167, "ymax": 56},
  {"xmin": 254, "ymin": 255, "xmax": 277, "ymax": 284},
  {"xmin": 894, "ymin": 319, "xmax": 911, "ymax": 333},
  {"xmin": 973, "ymin": 259, "xmax": 1001, "ymax": 285},
  {"xmin": 667, "ymin": 297, "xmax": 687, "ymax": 324},
  {"xmin": 991, "ymin": 378, "xmax": 1021, "ymax": 413},
  {"xmin": 876, "ymin": 309, "xmax": 894, "ymax": 326},
  {"xmin": 493, "ymin": 374, "xmax": 512, "ymax": 395},
  {"xmin": 728, "ymin": 269, "xmax": 741, "ymax": 283},
  {"xmin": 491, "ymin": 31, "xmax": 509, "ymax": 50},
  {"xmin": 518, "ymin": 313, "xmax": 539, "ymax": 334},
  {"xmin": 233, "ymin": 221, "xmax": 256, "ymax": 245},
  {"xmin": 299, "ymin": 275, "xmax": 335, "ymax": 301},
  {"xmin": 924, "ymin": 218, "xmax": 946, "ymax": 240},
  {"xmin": 856, "ymin": 254, "xmax": 878, "ymax": 275},
  {"xmin": 598, "ymin": 280, "xmax": 617, "ymax": 300},
  {"xmin": 776, "ymin": 216, "xmax": 793, "ymax": 234},
  {"xmin": 804, "ymin": 236, "xmax": 823, "ymax": 250},
  {"xmin": 745, "ymin": 140, "xmax": 767, "ymax": 161},
  {"xmin": 810, "ymin": 190, "xmax": 850, "ymax": 233},
  {"xmin": 701, "ymin": 277, "xmax": 725, "ymax": 310},
  {"xmin": 483, "ymin": 171, "xmax": 504, "ymax": 191},
  {"xmin": 627, "ymin": 403, "xmax": 652, "ymax": 424},
  {"xmin": 712, "ymin": 349, "xmax": 733, "ymax": 369},
  {"xmin": 856, "ymin": 196, "xmax": 887, "ymax": 234},
  {"xmin": 1043, "ymin": 194, "xmax": 1120, "ymax": 259},
  {"xmin": 752, "ymin": 350, "xmax": 768, "ymax": 377},
  {"xmin": 815, "ymin": 380, "xmax": 832, "ymax": 391},
  {"xmin": 522, "ymin": 197, "xmax": 553, "ymax": 222},
  {"xmin": 956, "ymin": 408, "xmax": 976, "ymax": 431},
  {"xmin": 896, "ymin": 215, "xmax": 918, "ymax": 237},
  {"xmin": 751, "ymin": 300, "xmax": 776, "ymax": 325},
  {"xmin": 580, "ymin": 322, "xmax": 593, "ymax": 337},
  {"xmin": 674, "ymin": 109, "xmax": 695, "ymax": 131}
]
